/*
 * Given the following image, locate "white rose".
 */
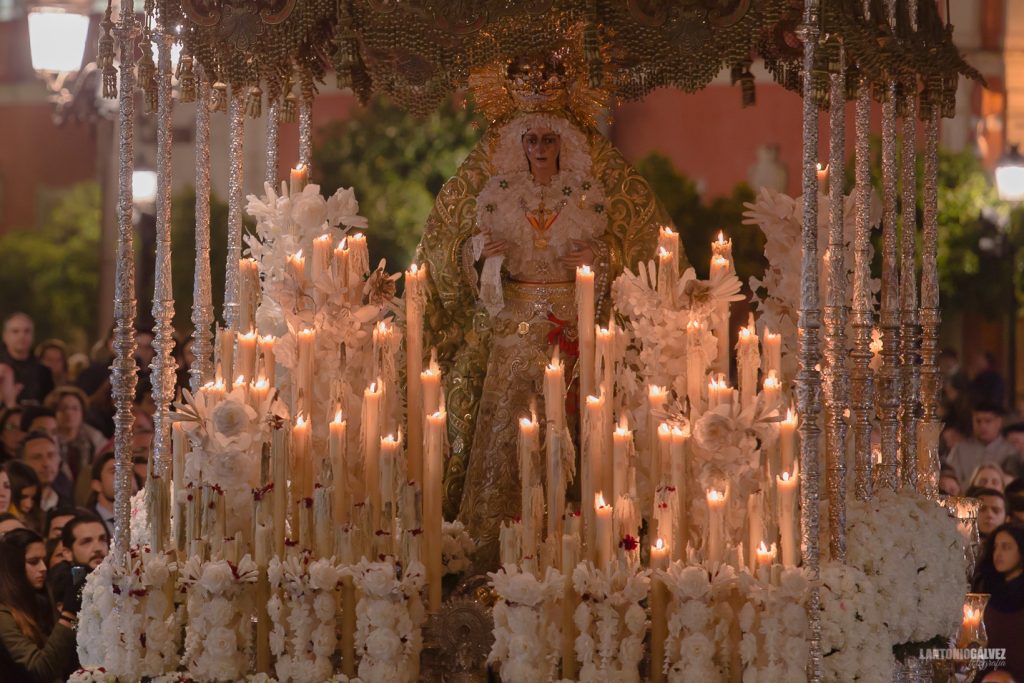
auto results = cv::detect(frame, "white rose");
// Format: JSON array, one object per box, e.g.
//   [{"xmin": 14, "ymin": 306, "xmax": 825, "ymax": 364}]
[
  {"xmin": 309, "ymin": 560, "xmax": 340, "ymax": 592},
  {"xmin": 204, "ymin": 596, "xmax": 233, "ymax": 627},
  {"xmin": 211, "ymin": 398, "xmax": 256, "ymax": 442},
  {"xmin": 624, "ymin": 603, "xmax": 647, "ymax": 635},
  {"xmin": 291, "ymin": 186, "xmax": 328, "ymax": 233},
  {"xmin": 358, "ymin": 564, "xmax": 396, "ymax": 597},
  {"xmin": 199, "ymin": 561, "xmax": 235, "ymax": 595},
  {"xmin": 694, "ymin": 407, "xmax": 734, "ymax": 452},
  {"xmin": 364, "ymin": 628, "xmax": 402, "ymax": 661},
  {"xmin": 326, "ymin": 187, "xmax": 368, "ymax": 229},
  {"xmin": 205, "ymin": 625, "xmax": 237, "ymax": 660},
  {"xmin": 314, "ymin": 592, "xmax": 336, "ymax": 622}
]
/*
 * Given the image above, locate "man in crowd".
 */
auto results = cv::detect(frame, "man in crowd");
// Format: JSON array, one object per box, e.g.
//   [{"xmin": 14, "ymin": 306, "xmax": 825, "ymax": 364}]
[
  {"xmin": 945, "ymin": 403, "xmax": 1018, "ymax": 484},
  {"xmin": 20, "ymin": 407, "xmax": 57, "ymax": 439},
  {"xmin": 0, "ymin": 312, "xmax": 53, "ymax": 405},
  {"xmin": 90, "ymin": 452, "xmax": 116, "ymax": 537},
  {"xmin": 61, "ymin": 511, "xmax": 108, "ymax": 570},
  {"xmin": 20, "ymin": 432, "xmax": 70, "ymax": 513},
  {"xmin": 971, "ymin": 487, "xmax": 1008, "ymax": 541}
]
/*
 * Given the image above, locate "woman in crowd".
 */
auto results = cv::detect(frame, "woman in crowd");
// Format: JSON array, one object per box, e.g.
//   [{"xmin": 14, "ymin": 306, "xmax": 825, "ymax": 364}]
[
  {"xmin": 35, "ymin": 340, "xmax": 68, "ymax": 389},
  {"xmin": 973, "ymin": 522, "xmax": 1024, "ymax": 681},
  {"xmin": 0, "ymin": 528, "xmax": 78, "ymax": 681},
  {"xmin": 45, "ymin": 387, "xmax": 106, "ymax": 505},
  {"xmin": 5, "ymin": 462, "xmax": 41, "ymax": 534},
  {"xmin": 969, "ymin": 462, "xmax": 1008, "ymax": 493},
  {"xmin": 1, "ymin": 406, "xmax": 24, "ymax": 463},
  {"xmin": 939, "ymin": 464, "xmax": 961, "ymax": 496}
]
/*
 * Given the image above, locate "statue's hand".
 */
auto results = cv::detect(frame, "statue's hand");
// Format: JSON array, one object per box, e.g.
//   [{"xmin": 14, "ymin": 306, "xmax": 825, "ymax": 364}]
[
  {"xmin": 481, "ymin": 238, "xmax": 509, "ymax": 259},
  {"xmin": 560, "ymin": 239, "xmax": 595, "ymax": 268}
]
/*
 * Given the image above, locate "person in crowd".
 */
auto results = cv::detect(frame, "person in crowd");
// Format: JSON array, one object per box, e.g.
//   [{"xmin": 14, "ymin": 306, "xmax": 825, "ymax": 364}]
[
  {"xmin": 0, "ymin": 363, "xmax": 23, "ymax": 410},
  {"xmin": 5, "ymin": 461, "xmax": 40, "ymax": 531},
  {"xmin": 939, "ymin": 465, "xmax": 961, "ymax": 496},
  {"xmin": 59, "ymin": 512, "xmax": 108, "ymax": 571},
  {"xmin": 1, "ymin": 406, "xmax": 24, "ymax": 463},
  {"xmin": 968, "ymin": 351, "xmax": 1008, "ymax": 412},
  {"xmin": 65, "ymin": 354, "xmax": 89, "ymax": 384},
  {"xmin": 941, "ymin": 423, "xmax": 966, "ymax": 460},
  {"xmin": 18, "ymin": 434, "xmax": 69, "ymax": 516},
  {"xmin": 940, "ymin": 348, "xmax": 972, "ymax": 433},
  {"xmin": 0, "ymin": 513, "xmax": 25, "ymax": 537},
  {"xmin": 980, "ymin": 668, "xmax": 1018, "ymax": 683},
  {"xmin": 19, "ymin": 408, "xmax": 56, "ymax": 441},
  {"xmin": 42, "ymin": 508, "xmax": 75, "ymax": 570},
  {"xmin": 1004, "ymin": 423, "xmax": 1024, "ymax": 479},
  {"xmin": 969, "ymin": 462, "xmax": 1009, "ymax": 493},
  {"xmin": 0, "ymin": 314, "xmax": 54, "ymax": 406},
  {"xmin": 973, "ymin": 522, "xmax": 1024, "ymax": 681},
  {"xmin": 945, "ymin": 403, "xmax": 1018, "ymax": 484},
  {"xmin": 89, "ymin": 453, "xmax": 116, "ymax": 537},
  {"xmin": 1008, "ymin": 480, "xmax": 1024, "ymax": 525},
  {"xmin": 0, "ymin": 527, "xmax": 79, "ymax": 681},
  {"xmin": 968, "ymin": 487, "xmax": 1009, "ymax": 541},
  {"xmin": 34, "ymin": 341, "xmax": 67, "ymax": 389},
  {"xmin": 0, "ymin": 463, "xmax": 10, "ymax": 517},
  {"xmin": 44, "ymin": 387, "xmax": 107, "ymax": 505},
  {"xmin": 74, "ymin": 332, "xmax": 113, "ymax": 398}
]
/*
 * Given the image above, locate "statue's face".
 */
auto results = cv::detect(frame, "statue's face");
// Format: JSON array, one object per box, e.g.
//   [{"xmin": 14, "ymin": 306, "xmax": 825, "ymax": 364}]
[{"xmin": 522, "ymin": 127, "xmax": 560, "ymax": 176}]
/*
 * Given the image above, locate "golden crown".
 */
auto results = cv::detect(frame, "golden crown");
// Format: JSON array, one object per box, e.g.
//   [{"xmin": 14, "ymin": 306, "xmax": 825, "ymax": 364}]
[{"xmin": 469, "ymin": 29, "xmax": 612, "ymax": 129}]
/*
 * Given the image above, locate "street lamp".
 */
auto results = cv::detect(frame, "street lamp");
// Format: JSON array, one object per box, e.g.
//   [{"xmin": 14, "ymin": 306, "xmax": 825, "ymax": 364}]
[
  {"xmin": 996, "ymin": 145, "xmax": 1024, "ymax": 203},
  {"xmin": 27, "ymin": 4, "xmax": 93, "ymax": 119}
]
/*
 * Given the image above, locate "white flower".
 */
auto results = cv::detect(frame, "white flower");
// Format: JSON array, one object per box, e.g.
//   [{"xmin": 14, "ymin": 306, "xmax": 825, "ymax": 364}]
[
  {"xmin": 205, "ymin": 625, "xmax": 237, "ymax": 661},
  {"xmin": 326, "ymin": 187, "xmax": 368, "ymax": 228},
  {"xmin": 291, "ymin": 184, "xmax": 328, "ymax": 233},
  {"xmin": 198, "ymin": 561, "xmax": 236, "ymax": 595}
]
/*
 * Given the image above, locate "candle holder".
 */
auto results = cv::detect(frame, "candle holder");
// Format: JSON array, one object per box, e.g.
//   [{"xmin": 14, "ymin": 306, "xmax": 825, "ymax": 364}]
[
  {"xmin": 956, "ymin": 593, "xmax": 990, "ymax": 649},
  {"xmin": 943, "ymin": 496, "xmax": 980, "ymax": 581}
]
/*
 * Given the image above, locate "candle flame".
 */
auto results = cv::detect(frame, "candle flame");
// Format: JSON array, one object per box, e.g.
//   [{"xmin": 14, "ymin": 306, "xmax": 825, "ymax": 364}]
[
  {"xmin": 784, "ymin": 406, "xmax": 798, "ymax": 425},
  {"xmin": 738, "ymin": 326, "xmax": 752, "ymax": 339},
  {"xmin": 259, "ymin": 334, "xmax": 276, "ymax": 345},
  {"xmin": 253, "ymin": 376, "xmax": 269, "ymax": 389},
  {"xmin": 687, "ymin": 319, "xmax": 702, "ymax": 331},
  {"xmin": 368, "ymin": 381, "xmax": 379, "ymax": 394},
  {"xmin": 615, "ymin": 414, "xmax": 630, "ymax": 434},
  {"xmin": 350, "ymin": 233, "xmax": 365, "ymax": 243},
  {"xmin": 519, "ymin": 416, "xmax": 536, "ymax": 429},
  {"xmin": 716, "ymin": 231, "xmax": 726, "ymax": 244},
  {"xmin": 586, "ymin": 394, "xmax": 603, "ymax": 407},
  {"xmin": 657, "ymin": 246, "xmax": 670, "ymax": 258},
  {"xmin": 964, "ymin": 606, "xmax": 977, "ymax": 621},
  {"xmin": 764, "ymin": 372, "xmax": 781, "ymax": 390},
  {"xmin": 577, "ymin": 264, "xmax": 592, "ymax": 276},
  {"xmin": 655, "ymin": 538, "xmax": 665, "ymax": 551},
  {"xmin": 294, "ymin": 163, "xmax": 306, "ymax": 173},
  {"xmin": 764, "ymin": 329, "xmax": 779, "ymax": 341},
  {"xmin": 292, "ymin": 249, "xmax": 304, "ymax": 260},
  {"xmin": 296, "ymin": 414, "xmax": 307, "ymax": 428},
  {"xmin": 240, "ymin": 329, "xmax": 257, "ymax": 341},
  {"xmin": 757, "ymin": 541, "xmax": 769, "ymax": 553},
  {"xmin": 298, "ymin": 328, "xmax": 315, "ymax": 339},
  {"xmin": 707, "ymin": 489, "xmax": 725, "ymax": 502},
  {"xmin": 234, "ymin": 374, "xmax": 246, "ymax": 385},
  {"xmin": 671, "ymin": 425, "xmax": 688, "ymax": 438},
  {"xmin": 333, "ymin": 409, "xmax": 344, "ymax": 423},
  {"xmin": 649, "ymin": 384, "xmax": 668, "ymax": 399},
  {"xmin": 315, "ymin": 233, "xmax": 331, "ymax": 244},
  {"xmin": 595, "ymin": 492, "xmax": 608, "ymax": 509},
  {"xmin": 816, "ymin": 162, "xmax": 827, "ymax": 175},
  {"xmin": 409, "ymin": 263, "xmax": 419, "ymax": 274},
  {"xmin": 781, "ymin": 471, "xmax": 791, "ymax": 482},
  {"xmin": 658, "ymin": 422, "xmax": 671, "ymax": 437},
  {"xmin": 429, "ymin": 410, "xmax": 445, "ymax": 421}
]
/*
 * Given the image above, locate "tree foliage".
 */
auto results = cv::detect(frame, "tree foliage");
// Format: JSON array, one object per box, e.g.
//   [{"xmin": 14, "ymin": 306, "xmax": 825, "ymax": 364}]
[
  {"xmin": 313, "ymin": 96, "xmax": 483, "ymax": 271},
  {"xmin": 0, "ymin": 182, "xmax": 101, "ymax": 347}
]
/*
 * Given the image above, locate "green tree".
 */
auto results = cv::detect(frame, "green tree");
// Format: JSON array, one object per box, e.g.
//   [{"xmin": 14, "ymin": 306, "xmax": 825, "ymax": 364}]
[
  {"xmin": 313, "ymin": 97, "xmax": 483, "ymax": 271},
  {"xmin": 0, "ymin": 182, "xmax": 101, "ymax": 348}
]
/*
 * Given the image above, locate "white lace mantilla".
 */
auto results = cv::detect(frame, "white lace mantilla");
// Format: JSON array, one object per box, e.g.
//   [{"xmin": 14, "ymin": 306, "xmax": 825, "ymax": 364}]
[{"xmin": 474, "ymin": 169, "xmax": 606, "ymax": 315}]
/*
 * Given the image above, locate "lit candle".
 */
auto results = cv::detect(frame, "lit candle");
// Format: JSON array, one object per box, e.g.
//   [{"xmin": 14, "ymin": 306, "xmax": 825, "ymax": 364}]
[
  {"xmin": 655, "ymin": 422, "xmax": 672, "ymax": 493},
  {"xmin": 347, "ymin": 234, "xmax": 369, "ymax": 303},
  {"xmin": 329, "ymin": 409, "xmax": 349, "ymax": 525},
  {"xmin": 709, "ymin": 241, "xmax": 732, "ymax": 375},
  {"xmin": 706, "ymin": 488, "xmax": 726, "ymax": 563},
  {"xmin": 290, "ymin": 163, "xmax": 309, "ymax": 196},
  {"xmin": 711, "ymin": 231, "xmax": 733, "ymax": 265},
  {"xmin": 612, "ymin": 415, "xmax": 632, "ymax": 503},
  {"xmin": 650, "ymin": 537, "xmax": 669, "ymax": 683},
  {"xmin": 312, "ymin": 233, "xmax": 333, "ymax": 283},
  {"xmin": 421, "ymin": 348, "xmax": 442, "ymax": 417},
  {"xmin": 816, "ymin": 162, "xmax": 828, "ymax": 195},
  {"xmin": 777, "ymin": 469, "xmax": 799, "ymax": 567},
  {"xmin": 747, "ymin": 490, "xmax": 763, "ymax": 570},
  {"xmin": 406, "ymin": 263, "xmax": 427, "ymax": 484},
  {"xmin": 292, "ymin": 414, "xmax": 312, "ymax": 502},
  {"xmin": 287, "ymin": 250, "xmax": 306, "ymax": 285},
  {"xmin": 594, "ymin": 492, "xmax": 613, "ymax": 570},
  {"xmin": 756, "ymin": 541, "xmax": 776, "ymax": 583},
  {"xmin": 686, "ymin": 319, "xmax": 705, "ymax": 422},
  {"xmin": 296, "ymin": 328, "xmax": 316, "ymax": 417},
  {"xmin": 762, "ymin": 371, "xmax": 782, "ymax": 414},
  {"xmin": 236, "ymin": 329, "xmax": 258, "ymax": 383},
  {"xmin": 708, "ymin": 373, "xmax": 731, "ymax": 408},
  {"xmin": 205, "ymin": 376, "xmax": 227, "ymax": 404},
  {"xmin": 584, "ymin": 393, "xmax": 606, "ymax": 545},
  {"xmin": 576, "ymin": 265, "xmax": 596, "ymax": 402},
  {"xmin": 737, "ymin": 313, "xmax": 760, "ymax": 408},
  {"xmin": 519, "ymin": 412, "xmax": 540, "ymax": 560},
  {"xmin": 780, "ymin": 407, "xmax": 798, "ymax": 473},
  {"xmin": 259, "ymin": 335, "xmax": 277, "ymax": 388},
  {"xmin": 544, "ymin": 350, "xmax": 567, "ymax": 551},
  {"xmin": 653, "ymin": 486, "xmax": 675, "ymax": 560},
  {"xmin": 379, "ymin": 433, "xmax": 402, "ymax": 529},
  {"xmin": 251, "ymin": 375, "xmax": 271, "ymax": 410},
  {"xmin": 657, "ymin": 246, "xmax": 676, "ymax": 307},
  {"xmin": 762, "ymin": 328, "xmax": 782, "ymax": 380},
  {"xmin": 333, "ymin": 238, "xmax": 350, "ymax": 289},
  {"xmin": 670, "ymin": 425, "xmax": 689, "ymax": 559},
  {"xmin": 217, "ymin": 327, "xmax": 235, "ymax": 383},
  {"xmin": 362, "ymin": 381, "xmax": 382, "ymax": 519},
  {"xmin": 424, "ymin": 410, "xmax": 446, "ymax": 610}
]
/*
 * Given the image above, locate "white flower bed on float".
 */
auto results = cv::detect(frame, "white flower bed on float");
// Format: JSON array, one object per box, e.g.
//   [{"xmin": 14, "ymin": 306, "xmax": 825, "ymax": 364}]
[{"xmin": 488, "ymin": 564, "xmax": 565, "ymax": 682}]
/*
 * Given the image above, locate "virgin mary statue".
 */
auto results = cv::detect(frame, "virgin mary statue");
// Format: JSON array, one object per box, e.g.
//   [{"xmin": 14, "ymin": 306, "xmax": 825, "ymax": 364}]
[{"xmin": 414, "ymin": 47, "xmax": 686, "ymax": 567}]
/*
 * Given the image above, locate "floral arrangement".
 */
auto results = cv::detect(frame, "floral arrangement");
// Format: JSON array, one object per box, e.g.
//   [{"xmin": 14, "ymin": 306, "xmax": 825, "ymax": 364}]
[
  {"xmin": 846, "ymin": 487, "xmax": 965, "ymax": 649},
  {"xmin": 68, "ymin": 668, "xmax": 118, "ymax": 683},
  {"xmin": 352, "ymin": 559, "xmax": 427, "ymax": 683},
  {"xmin": 267, "ymin": 555, "xmax": 344, "ymax": 682},
  {"xmin": 660, "ymin": 563, "xmax": 734, "ymax": 681},
  {"xmin": 612, "ymin": 260, "xmax": 743, "ymax": 399},
  {"xmin": 737, "ymin": 567, "xmax": 809, "ymax": 682},
  {"xmin": 488, "ymin": 564, "xmax": 565, "ymax": 682},
  {"xmin": 245, "ymin": 180, "xmax": 389, "ymax": 439},
  {"xmin": 77, "ymin": 548, "xmax": 181, "ymax": 680},
  {"xmin": 572, "ymin": 562, "xmax": 650, "ymax": 682},
  {"xmin": 178, "ymin": 555, "xmax": 259, "ymax": 681},
  {"xmin": 441, "ymin": 520, "xmax": 475, "ymax": 576},
  {"xmin": 818, "ymin": 562, "xmax": 895, "ymax": 682},
  {"xmin": 742, "ymin": 187, "xmax": 878, "ymax": 382}
]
